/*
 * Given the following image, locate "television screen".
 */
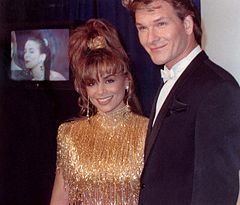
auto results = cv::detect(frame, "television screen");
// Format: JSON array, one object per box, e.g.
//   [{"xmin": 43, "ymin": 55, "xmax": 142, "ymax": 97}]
[{"xmin": 10, "ymin": 28, "xmax": 69, "ymax": 81}]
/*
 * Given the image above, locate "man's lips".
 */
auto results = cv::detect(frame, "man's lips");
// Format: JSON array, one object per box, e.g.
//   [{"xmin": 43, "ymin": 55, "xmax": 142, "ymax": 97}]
[{"xmin": 149, "ymin": 44, "xmax": 167, "ymax": 52}]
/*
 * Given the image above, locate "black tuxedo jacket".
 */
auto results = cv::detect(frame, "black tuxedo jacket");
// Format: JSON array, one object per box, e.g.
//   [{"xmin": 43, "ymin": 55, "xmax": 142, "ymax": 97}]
[{"xmin": 139, "ymin": 51, "xmax": 240, "ymax": 205}]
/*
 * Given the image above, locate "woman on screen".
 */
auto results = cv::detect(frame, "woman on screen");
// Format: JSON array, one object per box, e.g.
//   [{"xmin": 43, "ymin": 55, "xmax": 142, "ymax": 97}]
[
  {"xmin": 23, "ymin": 34, "xmax": 66, "ymax": 81},
  {"xmin": 50, "ymin": 19, "xmax": 148, "ymax": 205}
]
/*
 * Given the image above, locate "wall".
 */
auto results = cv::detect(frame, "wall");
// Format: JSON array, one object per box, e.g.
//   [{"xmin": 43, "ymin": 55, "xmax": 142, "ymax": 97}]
[{"xmin": 201, "ymin": 0, "xmax": 240, "ymax": 83}]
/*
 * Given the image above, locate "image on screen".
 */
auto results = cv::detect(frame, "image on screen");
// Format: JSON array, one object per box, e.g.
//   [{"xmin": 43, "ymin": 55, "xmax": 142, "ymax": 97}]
[{"xmin": 10, "ymin": 28, "xmax": 69, "ymax": 81}]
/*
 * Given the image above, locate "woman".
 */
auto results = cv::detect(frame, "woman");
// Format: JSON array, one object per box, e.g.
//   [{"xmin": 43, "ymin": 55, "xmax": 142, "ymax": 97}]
[
  {"xmin": 23, "ymin": 35, "xmax": 66, "ymax": 81},
  {"xmin": 50, "ymin": 19, "xmax": 148, "ymax": 205}
]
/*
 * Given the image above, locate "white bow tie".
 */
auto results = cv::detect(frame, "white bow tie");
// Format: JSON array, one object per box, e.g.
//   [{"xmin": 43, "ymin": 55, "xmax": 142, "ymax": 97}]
[{"xmin": 160, "ymin": 67, "xmax": 174, "ymax": 83}]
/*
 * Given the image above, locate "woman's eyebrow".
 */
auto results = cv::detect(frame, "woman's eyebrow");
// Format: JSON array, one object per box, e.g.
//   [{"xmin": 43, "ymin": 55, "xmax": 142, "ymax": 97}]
[{"xmin": 102, "ymin": 74, "xmax": 115, "ymax": 80}]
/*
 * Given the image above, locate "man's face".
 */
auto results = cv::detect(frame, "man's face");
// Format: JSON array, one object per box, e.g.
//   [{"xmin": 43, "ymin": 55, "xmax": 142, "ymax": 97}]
[{"xmin": 135, "ymin": 0, "xmax": 193, "ymax": 68}]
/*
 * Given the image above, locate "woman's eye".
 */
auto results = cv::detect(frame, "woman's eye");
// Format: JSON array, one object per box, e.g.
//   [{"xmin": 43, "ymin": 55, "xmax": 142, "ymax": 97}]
[
  {"xmin": 86, "ymin": 81, "xmax": 96, "ymax": 87},
  {"xmin": 106, "ymin": 79, "xmax": 115, "ymax": 84}
]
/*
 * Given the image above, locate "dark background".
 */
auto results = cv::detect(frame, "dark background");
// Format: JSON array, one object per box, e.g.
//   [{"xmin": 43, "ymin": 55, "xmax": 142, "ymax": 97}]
[{"xmin": 0, "ymin": 0, "xmax": 200, "ymax": 204}]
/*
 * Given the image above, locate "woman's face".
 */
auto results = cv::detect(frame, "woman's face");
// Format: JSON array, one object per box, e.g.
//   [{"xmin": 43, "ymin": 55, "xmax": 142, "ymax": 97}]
[
  {"xmin": 86, "ymin": 73, "xmax": 129, "ymax": 113},
  {"xmin": 24, "ymin": 40, "xmax": 43, "ymax": 69}
]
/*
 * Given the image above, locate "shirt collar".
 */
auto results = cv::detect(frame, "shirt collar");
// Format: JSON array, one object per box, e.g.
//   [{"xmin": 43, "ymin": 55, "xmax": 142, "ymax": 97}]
[{"xmin": 161, "ymin": 45, "xmax": 202, "ymax": 82}]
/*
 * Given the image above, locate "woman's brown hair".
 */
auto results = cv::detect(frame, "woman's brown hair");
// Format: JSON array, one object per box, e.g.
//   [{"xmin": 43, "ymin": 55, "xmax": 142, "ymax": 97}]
[{"xmin": 69, "ymin": 18, "xmax": 142, "ymax": 117}]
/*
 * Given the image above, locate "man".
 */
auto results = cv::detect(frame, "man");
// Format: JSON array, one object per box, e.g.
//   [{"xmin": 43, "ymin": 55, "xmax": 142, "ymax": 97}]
[{"xmin": 123, "ymin": 0, "xmax": 240, "ymax": 204}]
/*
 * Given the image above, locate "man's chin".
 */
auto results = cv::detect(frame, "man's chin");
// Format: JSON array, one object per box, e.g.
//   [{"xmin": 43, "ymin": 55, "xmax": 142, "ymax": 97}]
[{"xmin": 151, "ymin": 57, "xmax": 165, "ymax": 65}]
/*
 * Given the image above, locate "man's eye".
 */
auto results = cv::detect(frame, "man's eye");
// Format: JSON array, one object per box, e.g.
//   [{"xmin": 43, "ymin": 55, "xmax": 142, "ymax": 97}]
[
  {"xmin": 157, "ymin": 22, "xmax": 167, "ymax": 27},
  {"xmin": 137, "ymin": 26, "xmax": 147, "ymax": 31}
]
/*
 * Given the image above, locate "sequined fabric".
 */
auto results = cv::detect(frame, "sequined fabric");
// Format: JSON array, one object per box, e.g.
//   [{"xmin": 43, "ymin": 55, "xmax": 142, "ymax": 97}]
[{"xmin": 57, "ymin": 107, "xmax": 148, "ymax": 205}]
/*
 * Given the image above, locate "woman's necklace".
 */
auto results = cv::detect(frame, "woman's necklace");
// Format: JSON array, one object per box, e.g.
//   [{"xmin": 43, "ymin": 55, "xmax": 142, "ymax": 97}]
[{"xmin": 92, "ymin": 105, "xmax": 130, "ymax": 129}]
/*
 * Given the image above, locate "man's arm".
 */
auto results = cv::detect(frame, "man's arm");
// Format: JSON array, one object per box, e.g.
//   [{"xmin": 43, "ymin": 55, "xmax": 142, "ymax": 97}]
[{"xmin": 192, "ymin": 82, "xmax": 240, "ymax": 205}]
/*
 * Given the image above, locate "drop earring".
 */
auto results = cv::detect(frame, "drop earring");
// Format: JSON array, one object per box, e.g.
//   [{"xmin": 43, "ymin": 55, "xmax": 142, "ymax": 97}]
[
  {"xmin": 86, "ymin": 96, "xmax": 90, "ymax": 120},
  {"xmin": 39, "ymin": 59, "xmax": 44, "ymax": 71},
  {"xmin": 125, "ymin": 85, "xmax": 129, "ymax": 108}
]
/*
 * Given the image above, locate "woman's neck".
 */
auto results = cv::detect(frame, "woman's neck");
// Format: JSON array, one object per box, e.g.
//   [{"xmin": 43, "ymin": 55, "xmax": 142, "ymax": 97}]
[
  {"xmin": 97, "ymin": 105, "xmax": 129, "ymax": 116},
  {"xmin": 32, "ymin": 65, "xmax": 44, "ymax": 80},
  {"xmin": 93, "ymin": 105, "xmax": 130, "ymax": 129}
]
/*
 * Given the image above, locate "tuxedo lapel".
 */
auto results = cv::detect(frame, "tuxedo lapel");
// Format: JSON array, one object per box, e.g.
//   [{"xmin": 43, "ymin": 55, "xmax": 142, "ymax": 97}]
[
  {"xmin": 144, "ymin": 51, "xmax": 208, "ymax": 163},
  {"xmin": 145, "ymin": 82, "xmax": 164, "ymax": 137},
  {"xmin": 144, "ymin": 82, "xmax": 176, "ymax": 163}
]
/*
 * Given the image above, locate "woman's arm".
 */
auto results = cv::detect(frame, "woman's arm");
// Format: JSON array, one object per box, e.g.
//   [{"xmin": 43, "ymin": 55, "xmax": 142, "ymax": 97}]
[{"xmin": 50, "ymin": 169, "xmax": 69, "ymax": 205}]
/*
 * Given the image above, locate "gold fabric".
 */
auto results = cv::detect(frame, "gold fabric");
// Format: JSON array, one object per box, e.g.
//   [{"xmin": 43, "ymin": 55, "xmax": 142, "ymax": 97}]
[{"xmin": 57, "ymin": 106, "xmax": 148, "ymax": 205}]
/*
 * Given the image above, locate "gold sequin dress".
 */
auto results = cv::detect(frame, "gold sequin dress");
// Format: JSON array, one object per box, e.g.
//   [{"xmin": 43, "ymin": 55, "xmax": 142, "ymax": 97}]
[{"xmin": 57, "ymin": 106, "xmax": 148, "ymax": 205}]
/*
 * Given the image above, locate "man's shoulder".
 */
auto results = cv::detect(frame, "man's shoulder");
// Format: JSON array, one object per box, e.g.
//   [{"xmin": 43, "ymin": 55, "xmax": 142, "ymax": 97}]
[{"xmin": 192, "ymin": 51, "xmax": 238, "ymax": 86}]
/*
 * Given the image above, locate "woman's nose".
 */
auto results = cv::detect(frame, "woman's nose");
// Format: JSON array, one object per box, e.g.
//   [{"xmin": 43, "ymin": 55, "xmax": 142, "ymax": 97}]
[
  {"xmin": 96, "ymin": 83, "xmax": 105, "ymax": 94},
  {"xmin": 24, "ymin": 53, "xmax": 28, "ymax": 60}
]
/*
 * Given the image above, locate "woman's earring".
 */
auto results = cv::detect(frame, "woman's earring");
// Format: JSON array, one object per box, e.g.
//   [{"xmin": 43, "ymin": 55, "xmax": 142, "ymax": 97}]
[
  {"xmin": 39, "ymin": 59, "xmax": 44, "ymax": 71},
  {"xmin": 86, "ymin": 96, "xmax": 90, "ymax": 120},
  {"xmin": 125, "ymin": 85, "xmax": 129, "ymax": 108}
]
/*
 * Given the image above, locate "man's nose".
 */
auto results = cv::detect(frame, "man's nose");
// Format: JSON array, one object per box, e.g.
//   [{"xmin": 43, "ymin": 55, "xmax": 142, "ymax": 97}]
[{"xmin": 147, "ymin": 27, "xmax": 160, "ymax": 45}]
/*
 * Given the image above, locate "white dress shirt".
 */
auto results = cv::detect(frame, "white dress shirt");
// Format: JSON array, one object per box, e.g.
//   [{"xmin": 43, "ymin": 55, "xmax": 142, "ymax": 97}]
[{"xmin": 152, "ymin": 45, "xmax": 202, "ymax": 125}]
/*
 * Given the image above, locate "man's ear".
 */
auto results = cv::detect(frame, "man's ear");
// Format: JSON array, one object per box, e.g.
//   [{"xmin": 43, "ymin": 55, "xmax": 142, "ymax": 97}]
[{"xmin": 183, "ymin": 15, "xmax": 194, "ymax": 35}]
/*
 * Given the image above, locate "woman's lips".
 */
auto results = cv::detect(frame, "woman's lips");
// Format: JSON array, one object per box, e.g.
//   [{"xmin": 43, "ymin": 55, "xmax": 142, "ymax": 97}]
[{"xmin": 96, "ymin": 96, "xmax": 113, "ymax": 105}]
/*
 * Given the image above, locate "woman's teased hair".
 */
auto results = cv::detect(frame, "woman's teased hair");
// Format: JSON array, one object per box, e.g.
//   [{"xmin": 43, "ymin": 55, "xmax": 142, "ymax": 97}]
[{"xmin": 69, "ymin": 18, "xmax": 142, "ymax": 116}]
